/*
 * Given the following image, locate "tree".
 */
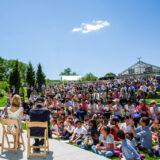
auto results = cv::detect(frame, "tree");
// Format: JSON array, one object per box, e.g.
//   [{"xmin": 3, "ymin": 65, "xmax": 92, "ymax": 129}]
[
  {"xmin": 72, "ymin": 72, "xmax": 77, "ymax": 75},
  {"xmin": 104, "ymin": 72, "xmax": 116, "ymax": 78},
  {"xmin": 9, "ymin": 60, "xmax": 21, "ymax": 93},
  {"xmin": 36, "ymin": 63, "xmax": 45, "ymax": 90},
  {"xmin": 60, "ymin": 68, "xmax": 71, "ymax": 75},
  {"xmin": 6, "ymin": 59, "xmax": 28, "ymax": 85},
  {"xmin": 26, "ymin": 62, "xmax": 35, "ymax": 87},
  {"xmin": 60, "ymin": 68, "xmax": 77, "ymax": 75},
  {"xmin": 0, "ymin": 57, "xmax": 7, "ymax": 81},
  {"xmin": 81, "ymin": 73, "xmax": 98, "ymax": 81}
]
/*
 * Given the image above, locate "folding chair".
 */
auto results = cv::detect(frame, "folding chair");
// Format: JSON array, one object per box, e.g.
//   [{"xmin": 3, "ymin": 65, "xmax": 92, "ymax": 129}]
[
  {"xmin": 26, "ymin": 121, "xmax": 49, "ymax": 159},
  {"xmin": 1, "ymin": 118, "xmax": 25, "ymax": 153}
]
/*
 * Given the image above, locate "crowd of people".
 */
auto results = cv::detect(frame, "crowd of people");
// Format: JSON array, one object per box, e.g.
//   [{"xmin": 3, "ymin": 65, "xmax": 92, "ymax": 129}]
[{"xmin": 1, "ymin": 77, "xmax": 160, "ymax": 160}]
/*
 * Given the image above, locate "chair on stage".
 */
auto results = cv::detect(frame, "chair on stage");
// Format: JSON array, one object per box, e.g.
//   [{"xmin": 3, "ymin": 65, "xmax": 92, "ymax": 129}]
[
  {"xmin": 26, "ymin": 121, "xmax": 49, "ymax": 159},
  {"xmin": 1, "ymin": 118, "xmax": 25, "ymax": 153}
]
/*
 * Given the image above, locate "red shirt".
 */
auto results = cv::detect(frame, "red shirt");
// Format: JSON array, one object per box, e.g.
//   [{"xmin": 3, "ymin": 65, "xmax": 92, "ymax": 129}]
[{"xmin": 110, "ymin": 125, "xmax": 120, "ymax": 141}]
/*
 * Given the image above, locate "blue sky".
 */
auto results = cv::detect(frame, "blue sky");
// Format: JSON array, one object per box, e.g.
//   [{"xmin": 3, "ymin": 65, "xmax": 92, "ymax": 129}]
[{"xmin": 0, "ymin": 0, "xmax": 160, "ymax": 79}]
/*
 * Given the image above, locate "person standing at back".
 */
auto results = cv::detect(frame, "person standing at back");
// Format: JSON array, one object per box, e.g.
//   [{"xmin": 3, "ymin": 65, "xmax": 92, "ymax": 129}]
[{"xmin": 29, "ymin": 97, "xmax": 51, "ymax": 152}]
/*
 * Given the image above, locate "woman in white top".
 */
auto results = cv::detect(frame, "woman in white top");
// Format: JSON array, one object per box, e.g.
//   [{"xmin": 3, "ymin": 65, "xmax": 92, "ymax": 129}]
[{"xmin": 7, "ymin": 94, "xmax": 24, "ymax": 147}]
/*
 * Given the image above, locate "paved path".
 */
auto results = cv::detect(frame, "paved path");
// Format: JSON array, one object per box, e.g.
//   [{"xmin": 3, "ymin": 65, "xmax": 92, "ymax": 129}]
[{"xmin": 0, "ymin": 125, "xmax": 109, "ymax": 160}]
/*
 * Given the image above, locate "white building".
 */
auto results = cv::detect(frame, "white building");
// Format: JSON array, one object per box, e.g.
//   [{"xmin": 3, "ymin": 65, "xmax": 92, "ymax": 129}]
[{"xmin": 61, "ymin": 75, "xmax": 82, "ymax": 82}]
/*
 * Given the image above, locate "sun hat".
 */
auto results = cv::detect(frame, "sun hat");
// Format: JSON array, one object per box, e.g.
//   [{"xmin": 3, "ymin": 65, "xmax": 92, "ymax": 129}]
[{"xmin": 150, "ymin": 100, "xmax": 157, "ymax": 105}]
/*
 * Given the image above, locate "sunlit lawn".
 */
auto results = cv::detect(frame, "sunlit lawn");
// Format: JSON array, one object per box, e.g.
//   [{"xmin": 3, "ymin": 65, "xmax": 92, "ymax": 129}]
[{"xmin": 0, "ymin": 96, "xmax": 7, "ymax": 107}]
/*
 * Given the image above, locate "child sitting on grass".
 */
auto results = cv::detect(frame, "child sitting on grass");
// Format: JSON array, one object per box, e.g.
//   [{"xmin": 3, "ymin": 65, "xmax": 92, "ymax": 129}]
[
  {"xmin": 91, "ymin": 126, "xmax": 114, "ymax": 158},
  {"xmin": 58, "ymin": 121, "xmax": 64, "ymax": 138},
  {"xmin": 70, "ymin": 120, "xmax": 87, "ymax": 145},
  {"xmin": 51, "ymin": 119, "xmax": 59, "ymax": 137},
  {"xmin": 62, "ymin": 120, "xmax": 75, "ymax": 140},
  {"xmin": 117, "ymin": 130, "xmax": 140, "ymax": 160}
]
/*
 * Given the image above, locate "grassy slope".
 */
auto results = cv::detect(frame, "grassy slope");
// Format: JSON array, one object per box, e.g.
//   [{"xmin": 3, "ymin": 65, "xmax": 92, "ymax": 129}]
[{"xmin": 0, "ymin": 96, "xmax": 7, "ymax": 107}]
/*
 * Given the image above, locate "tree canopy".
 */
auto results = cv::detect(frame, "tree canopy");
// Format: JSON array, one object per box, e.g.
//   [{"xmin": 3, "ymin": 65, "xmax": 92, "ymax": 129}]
[
  {"xmin": 104, "ymin": 72, "xmax": 116, "ymax": 78},
  {"xmin": 60, "ymin": 68, "xmax": 77, "ymax": 76},
  {"xmin": 81, "ymin": 73, "xmax": 98, "ymax": 81}
]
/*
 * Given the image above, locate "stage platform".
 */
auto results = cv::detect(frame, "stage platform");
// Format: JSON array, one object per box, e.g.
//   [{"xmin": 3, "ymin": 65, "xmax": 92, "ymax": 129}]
[{"xmin": 0, "ymin": 125, "xmax": 109, "ymax": 160}]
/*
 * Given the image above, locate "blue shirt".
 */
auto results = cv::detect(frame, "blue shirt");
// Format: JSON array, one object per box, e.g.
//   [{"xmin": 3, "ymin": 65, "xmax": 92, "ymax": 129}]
[
  {"xmin": 121, "ymin": 139, "xmax": 140, "ymax": 160},
  {"xmin": 150, "ymin": 106, "xmax": 160, "ymax": 120},
  {"xmin": 135, "ymin": 126, "xmax": 152, "ymax": 149},
  {"xmin": 113, "ymin": 105, "xmax": 122, "ymax": 117}
]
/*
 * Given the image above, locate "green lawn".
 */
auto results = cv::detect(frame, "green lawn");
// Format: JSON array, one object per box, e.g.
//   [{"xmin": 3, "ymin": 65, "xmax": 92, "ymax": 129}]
[
  {"xmin": 0, "ymin": 96, "xmax": 7, "ymax": 107},
  {"xmin": 22, "ymin": 122, "xmax": 27, "ymax": 130},
  {"xmin": 145, "ymin": 99, "xmax": 160, "ymax": 103}
]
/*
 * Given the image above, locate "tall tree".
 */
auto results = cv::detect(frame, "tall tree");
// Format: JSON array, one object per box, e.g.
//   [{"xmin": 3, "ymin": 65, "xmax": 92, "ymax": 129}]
[
  {"xmin": 6, "ymin": 59, "xmax": 28, "ymax": 84},
  {"xmin": 0, "ymin": 57, "xmax": 7, "ymax": 81},
  {"xmin": 26, "ymin": 62, "xmax": 35, "ymax": 87},
  {"xmin": 9, "ymin": 60, "xmax": 21, "ymax": 93},
  {"xmin": 36, "ymin": 63, "xmax": 45, "ymax": 90}
]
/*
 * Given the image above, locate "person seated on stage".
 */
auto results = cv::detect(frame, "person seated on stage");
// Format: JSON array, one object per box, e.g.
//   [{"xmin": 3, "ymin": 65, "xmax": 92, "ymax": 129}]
[
  {"xmin": 117, "ymin": 130, "xmax": 140, "ymax": 160},
  {"xmin": 91, "ymin": 126, "xmax": 114, "ymax": 158},
  {"xmin": 29, "ymin": 97, "xmax": 50, "ymax": 152},
  {"xmin": 70, "ymin": 120, "xmax": 87, "ymax": 145},
  {"xmin": 7, "ymin": 94, "xmax": 24, "ymax": 148}
]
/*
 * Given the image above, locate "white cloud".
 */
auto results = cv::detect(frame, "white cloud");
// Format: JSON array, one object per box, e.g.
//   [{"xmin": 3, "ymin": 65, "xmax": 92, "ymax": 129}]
[{"xmin": 72, "ymin": 20, "xmax": 110, "ymax": 34}]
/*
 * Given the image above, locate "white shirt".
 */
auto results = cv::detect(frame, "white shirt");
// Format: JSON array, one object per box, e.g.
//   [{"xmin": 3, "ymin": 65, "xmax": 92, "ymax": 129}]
[
  {"xmin": 113, "ymin": 105, "xmax": 122, "ymax": 117},
  {"xmin": 67, "ymin": 125, "xmax": 75, "ymax": 131},
  {"xmin": 120, "ymin": 123, "xmax": 131, "ymax": 133},
  {"xmin": 73, "ymin": 118, "xmax": 79, "ymax": 124},
  {"xmin": 99, "ymin": 134, "xmax": 114, "ymax": 147},
  {"xmin": 124, "ymin": 104, "xmax": 135, "ymax": 116},
  {"xmin": 52, "ymin": 124, "xmax": 58, "ymax": 132},
  {"xmin": 74, "ymin": 126, "xmax": 87, "ymax": 138},
  {"xmin": 72, "ymin": 102, "xmax": 79, "ymax": 111},
  {"xmin": 88, "ymin": 104, "xmax": 95, "ymax": 110}
]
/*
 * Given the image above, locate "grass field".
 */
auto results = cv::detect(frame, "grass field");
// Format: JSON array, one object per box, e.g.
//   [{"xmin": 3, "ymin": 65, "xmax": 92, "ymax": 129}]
[
  {"xmin": 54, "ymin": 138, "xmax": 160, "ymax": 160},
  {"xmin": 146, "ymin": 99, "xmax": 160, "ymax": 103},
  {"xmin": 0, "ymin": 96, "xmax": 7, "ymax": 107}
]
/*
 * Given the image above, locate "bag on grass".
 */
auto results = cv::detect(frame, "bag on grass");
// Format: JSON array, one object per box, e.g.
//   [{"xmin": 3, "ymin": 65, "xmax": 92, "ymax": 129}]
[{"xmin": 81, "ymin": 136, "xmax": 93, "ymax": 146}]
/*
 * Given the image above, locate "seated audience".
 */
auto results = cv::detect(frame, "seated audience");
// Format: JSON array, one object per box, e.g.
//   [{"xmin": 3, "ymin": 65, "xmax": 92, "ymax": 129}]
[
  {"xmin": 91, "ymin": 126, "xmax": 114, "ymax": 157},
  {"xmin": 117, "ymin": 130, "xmax": 141, "ymax": 160},
  {"xmin": 130, "ymin": 117, "xmax": 152, "ymax": 151}
]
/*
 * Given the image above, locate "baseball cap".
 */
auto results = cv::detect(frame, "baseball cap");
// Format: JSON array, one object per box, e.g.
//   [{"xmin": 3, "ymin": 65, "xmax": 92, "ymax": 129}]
[
  {"xmin": 111, "ymin": 116, "xmax": 119, "ymax": 123},
  {"xmin": 139, "ymin": 99, "xmax": 146, "ymax": 104}
]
